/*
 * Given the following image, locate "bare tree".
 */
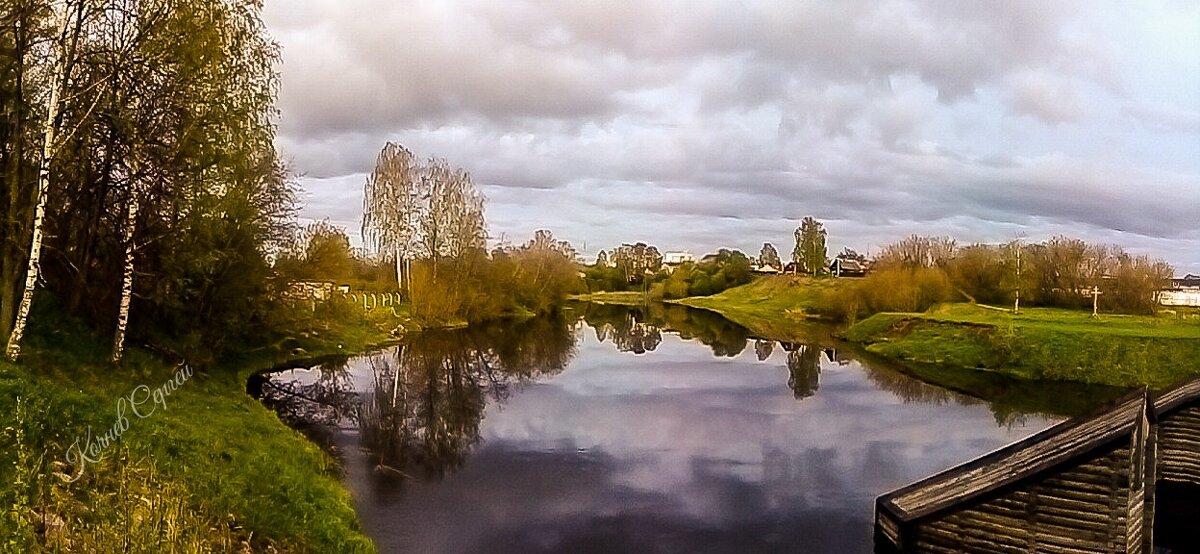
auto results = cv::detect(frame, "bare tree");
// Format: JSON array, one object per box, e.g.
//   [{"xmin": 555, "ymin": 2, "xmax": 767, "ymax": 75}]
[
  {"xmin": 418, "ymin": 157, "xmax": 485, "ymax": 277},
  {"xmin": 875, "ymin": 235, "xmax": 957, "ymax": 268},
  {"xmin": 363, "ymin": 142, "xmax": 422, "ymax": 294}
]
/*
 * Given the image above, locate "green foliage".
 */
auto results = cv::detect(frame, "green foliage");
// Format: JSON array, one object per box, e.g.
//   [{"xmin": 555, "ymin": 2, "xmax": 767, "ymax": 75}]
[
  {"xmin": 793, "ymin": 216, "xmax": 827, "ymax": 274},
  {"xmin": 275, "ymin": 221, "xmax": 355, "ymax": 284},
  {"xmin": 3, "ymin": 0, "xmax": 295, "ymax": 364},
  {"xmin": 0, "ymin": 307, "xmax": 383, "ymax": 553},
  {"xmin": 671, "ymin": 275, "xmax": 843, "ymax": 342},
  {"xmin": 758, "ymin": 243, "xmax": 782, "ymax": 270},
  {"xmin": 651, "ymin": 249, "xmax": 752, "ymax": 300},
  {"xmin": 610, "ymin": 242, "xmax": 663, "ymax": 284},
  {"xmin": 581, "ymin": 264, "xmax": 631, "ymax": 292}
]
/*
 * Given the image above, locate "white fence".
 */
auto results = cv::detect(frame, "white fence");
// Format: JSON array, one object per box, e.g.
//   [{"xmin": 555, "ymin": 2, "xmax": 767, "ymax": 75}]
[{"xmin": 1161, "ymin": 290, "xmax": 1200, "ymax": 307}]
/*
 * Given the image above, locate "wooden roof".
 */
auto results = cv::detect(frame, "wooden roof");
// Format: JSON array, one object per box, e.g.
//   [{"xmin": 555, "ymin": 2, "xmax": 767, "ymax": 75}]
[{"xmin": 878, "ymin": 390, "xmax": 1147, "ymax": 522}]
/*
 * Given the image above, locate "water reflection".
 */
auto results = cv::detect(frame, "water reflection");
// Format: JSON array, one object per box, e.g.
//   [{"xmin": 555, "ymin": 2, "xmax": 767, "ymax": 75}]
[
  {"xmin": 786, "ymin": 345, "xmax": 821, "ymax": 399},
  {"xmin": 259, "ymin": 304, "xmax": 1129, "ymax": 553},
  {"xmin": 578, "ymin": 303, "xmax": 751, "ymax": 357},
  {"xmin": 361, "ymin": 317, "xmax": 577, "ymax": 480}
]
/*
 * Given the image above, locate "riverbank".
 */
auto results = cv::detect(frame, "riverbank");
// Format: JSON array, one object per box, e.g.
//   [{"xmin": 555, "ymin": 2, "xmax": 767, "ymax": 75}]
[
  {"xmin": 0, "ymin": 304, "xmax": 402, "ymax": 552},
  {"xmin": 668, "ymin": 275, "xmax": 844, "ymax": 341},
  {"xmin": 668, "ymin": 276, "xmax": 1200, "ymax": 388},
  {"xmin": 846, "ymin": 303, "xmax": 1200, "ymax": 388}
]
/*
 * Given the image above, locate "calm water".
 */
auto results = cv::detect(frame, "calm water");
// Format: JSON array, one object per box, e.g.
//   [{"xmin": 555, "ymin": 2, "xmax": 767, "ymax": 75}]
[{"xmin": 261, "ymin": 304, "xmax": 1120, "ymax": 553}]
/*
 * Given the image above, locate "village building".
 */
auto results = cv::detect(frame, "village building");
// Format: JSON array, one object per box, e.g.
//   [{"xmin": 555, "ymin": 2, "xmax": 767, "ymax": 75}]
[
  {"xmin": 660, "ymin": 251, "xmax": 695, "ymax": 273},
  {"xmin": 662, "ymin": 251, "xmax": 695, "ymax": 265},
  {"xmin": 830, "ymin": 257, "xmax": 867, "ymax": 277},
  {"xmin": 1161, "ymin": 273, "xmax": 1200, "ymax": 307}
]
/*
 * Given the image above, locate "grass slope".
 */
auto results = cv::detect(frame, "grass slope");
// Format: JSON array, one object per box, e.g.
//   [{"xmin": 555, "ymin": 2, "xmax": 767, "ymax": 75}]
[
  {"xmin": 669, "ymin": 275, "xmax": 847, "ymax": 341},
  {"xmin": 845, "ymin": 304, "xmax": 1200, "ymax": 388},
  {"xmin": 0, "ymin": 303, "xmax": 401, "ymax": 553}
]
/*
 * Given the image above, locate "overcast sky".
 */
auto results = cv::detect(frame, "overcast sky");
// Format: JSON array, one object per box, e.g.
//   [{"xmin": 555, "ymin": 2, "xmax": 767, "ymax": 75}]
[{"xmin": 263, "ymin": 0, "xmax": 1200, "ymax": 273}]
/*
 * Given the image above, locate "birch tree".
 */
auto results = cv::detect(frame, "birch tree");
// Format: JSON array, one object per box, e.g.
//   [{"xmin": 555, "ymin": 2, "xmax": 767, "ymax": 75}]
[
  {"xmin": 111, "ymin": 178, "xmax": 138, "ymax": 361},
  {"xmin": 363, "ymin": 142, "xmax": 420, "ymax": 293},
  {"xmin": 418, "ymin": 158, "xmax": 486, "ymax": 269},
  {"xmin": 6, "ymin": 0, "xmax": 82, "ymax": 360}
]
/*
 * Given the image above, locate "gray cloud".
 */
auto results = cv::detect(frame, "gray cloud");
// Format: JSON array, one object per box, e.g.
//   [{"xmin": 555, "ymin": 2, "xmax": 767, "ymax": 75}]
[{"xmin": 267, "ymin": 0, "xmax": 1200, "ymax": 274}]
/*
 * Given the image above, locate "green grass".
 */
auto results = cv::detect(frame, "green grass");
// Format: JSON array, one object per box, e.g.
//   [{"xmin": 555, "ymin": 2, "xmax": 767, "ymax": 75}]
[
  {"xmin": 668, "ymin": 275, "xmax": 849, "ymax": 341},
  {"xmin": 0, "ymin": 301, "xmax": 399, "ymax": 553},
  {"xmin": 569, "ymin": 291, "xmax": 652, "ymax": 306},
  {"xmin": 845, "ymin": 303, "xmax": 1200, "ymax": 388}
]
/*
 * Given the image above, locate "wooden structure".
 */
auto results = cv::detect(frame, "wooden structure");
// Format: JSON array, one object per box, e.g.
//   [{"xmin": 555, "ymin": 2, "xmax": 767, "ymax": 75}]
[
  {"xmin": 830, "ymin": 257, "xmax": 867, "ymax": 277},
  {"xmin": 876, "ymin": 375, "xmax": 1200, "ymax": 554}
]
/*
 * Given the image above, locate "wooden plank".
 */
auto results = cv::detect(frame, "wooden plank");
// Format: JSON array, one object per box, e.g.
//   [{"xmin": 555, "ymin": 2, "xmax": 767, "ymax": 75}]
[
  {"xmin": 1151, "ymin": 374, "xmax": 1200, "ymax": 417},
  {"xmin": 882, "ymin": 391, "xmax": 1146, "ymax": 521}
]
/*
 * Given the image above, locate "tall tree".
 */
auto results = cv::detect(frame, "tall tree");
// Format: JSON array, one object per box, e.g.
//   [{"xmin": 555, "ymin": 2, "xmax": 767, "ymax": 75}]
[
  {"xmin": 612, "ymin": 242, "xmax": 662, "ymax": 283},
  {"xmin": 364, "ymin": 145, "xmax": 485, "ymax": 286},
  {"xmin": 363, "ymin": 142, "xmax": 420, "ymax": 293},
  {"xmin": 0, "ymin": 0, "xmax": 43, "ymax": 345},
  {"xmin": 6, "ymin": 0, "xmax": 83, "ymax": 360},
  {"xmin": 3, "ymin": 0, "xmax": 292, "ymax": 363},
  {"xmin": 793, "ymin": 217, "xmax": 827, "ymax": 275},
  {"xmin": 419, "ymin": 157, "xmax": 485, "ymax": 269}
]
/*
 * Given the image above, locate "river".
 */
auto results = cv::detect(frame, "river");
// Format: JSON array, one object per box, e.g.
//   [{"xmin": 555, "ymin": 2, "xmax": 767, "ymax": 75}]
[{"xmin": 258, "ymin": 303, "xmax": 1125, "ymax": 553}]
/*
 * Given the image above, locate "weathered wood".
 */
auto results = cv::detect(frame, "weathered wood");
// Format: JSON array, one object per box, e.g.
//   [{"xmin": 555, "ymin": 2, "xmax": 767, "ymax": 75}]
[
  {"xmin": 876, "ymin": 374, "xmax": 1200, "ymax": 554},
  {"xmin": 881, "ymin": 392, "xmax": 1145, "ymax": 520}
]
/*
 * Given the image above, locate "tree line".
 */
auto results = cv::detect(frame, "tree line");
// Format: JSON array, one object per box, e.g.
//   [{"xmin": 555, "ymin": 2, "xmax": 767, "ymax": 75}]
[
  {"xmin": 822, "ymin": 234, "xmax": 1174, "ymax": 321},
  {"xmin": 577, "ymin": 214, "xmax": 1172, "ymax": 320},
  {"xmin": 2, "ymin": 0, "xmax": 290, "ymax": 365}
]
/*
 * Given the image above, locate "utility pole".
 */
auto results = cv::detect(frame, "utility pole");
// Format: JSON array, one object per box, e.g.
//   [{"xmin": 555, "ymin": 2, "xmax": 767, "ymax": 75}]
[{"xmin": 1013, "ymin": 242, "xmax": 1022, "ymax": 314}]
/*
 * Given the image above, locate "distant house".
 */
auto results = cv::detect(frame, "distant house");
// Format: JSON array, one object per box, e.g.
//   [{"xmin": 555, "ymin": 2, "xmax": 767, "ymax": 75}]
[
  {"xmin": 663, "ymin": 251, "xmax": 695, "ymax": 265},
  {"xmin": 1162, "ymin": 274, "xmax": 1200, "ymax": 307},
  {"xmin": 661, "ymin": 251, "xmax": 695, "ymax": 273},
  {"xmin": 782, "ymin": 261, "xmax": 820, "ymax": 275},
  {"xmin": 830, "ymin": 257, "xmax": 867, "ymax": 277},
  {"xmin": 1173, "ymin": 274, "xmax": 1200, "ymax": 289},
  {"xmin": 699, "ymin": 253, "xmax": 720, "ymax": 265},
  {"xmin": 752, "ymin": 263, "xmax": 782, "ymax": 274}
]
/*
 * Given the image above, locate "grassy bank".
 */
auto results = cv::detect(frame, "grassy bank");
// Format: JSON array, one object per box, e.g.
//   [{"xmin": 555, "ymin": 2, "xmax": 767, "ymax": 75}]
[
  {"xmin": 0, "ymin": 300, "xmax": 404, "ymax": 553},
  {"xmin": 845, "ymin": 304, "xmax": 1200, "ymax": 388},
  {"xmin": 569, "ymin": 291, "xmax": 652, "ymax": 306},
  {"xmin": 668, "ymin": 275, "xmax": 847, "ymax": 341},
  {"xmin": 667, "ymin": 276, "xmax": 1200, "ymax": 389}
]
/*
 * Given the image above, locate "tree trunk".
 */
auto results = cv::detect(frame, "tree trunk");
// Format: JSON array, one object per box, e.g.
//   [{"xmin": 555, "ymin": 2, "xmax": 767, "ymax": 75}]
[
  {"xmin": 5, "ymin": 4, "xmax": 72, "ymax": 362},
  {"xmin": 1, "ymin": 5, "xmax": 30, "ymax": 343},
  {"xmin": 111, "ymin": 191, "xmax": 139, "ymax": 362},
  {"xmin": 394, "ymin": 251, "xmax": 403, "ymax": 292}
]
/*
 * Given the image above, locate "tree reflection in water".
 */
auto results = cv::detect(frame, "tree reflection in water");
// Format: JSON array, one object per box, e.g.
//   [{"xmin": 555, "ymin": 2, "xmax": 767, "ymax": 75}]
[
  {"xmin": 754, "ymin": 339, "xmax": 774, "ymax": 361},
  {"xmin": 578, "ymin": 303, "xmax": 751, "ymax": 357},
  {"xmin": 359, "ymin": 316, "xmax": 578, "ymax": 481},
  {"xmin": 260, "ymin": 358, "xmax": 360, "ymax": 426},
  {"xmin": 785, "ymin": 344, "xmax": 821, "ymax": 399}
]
